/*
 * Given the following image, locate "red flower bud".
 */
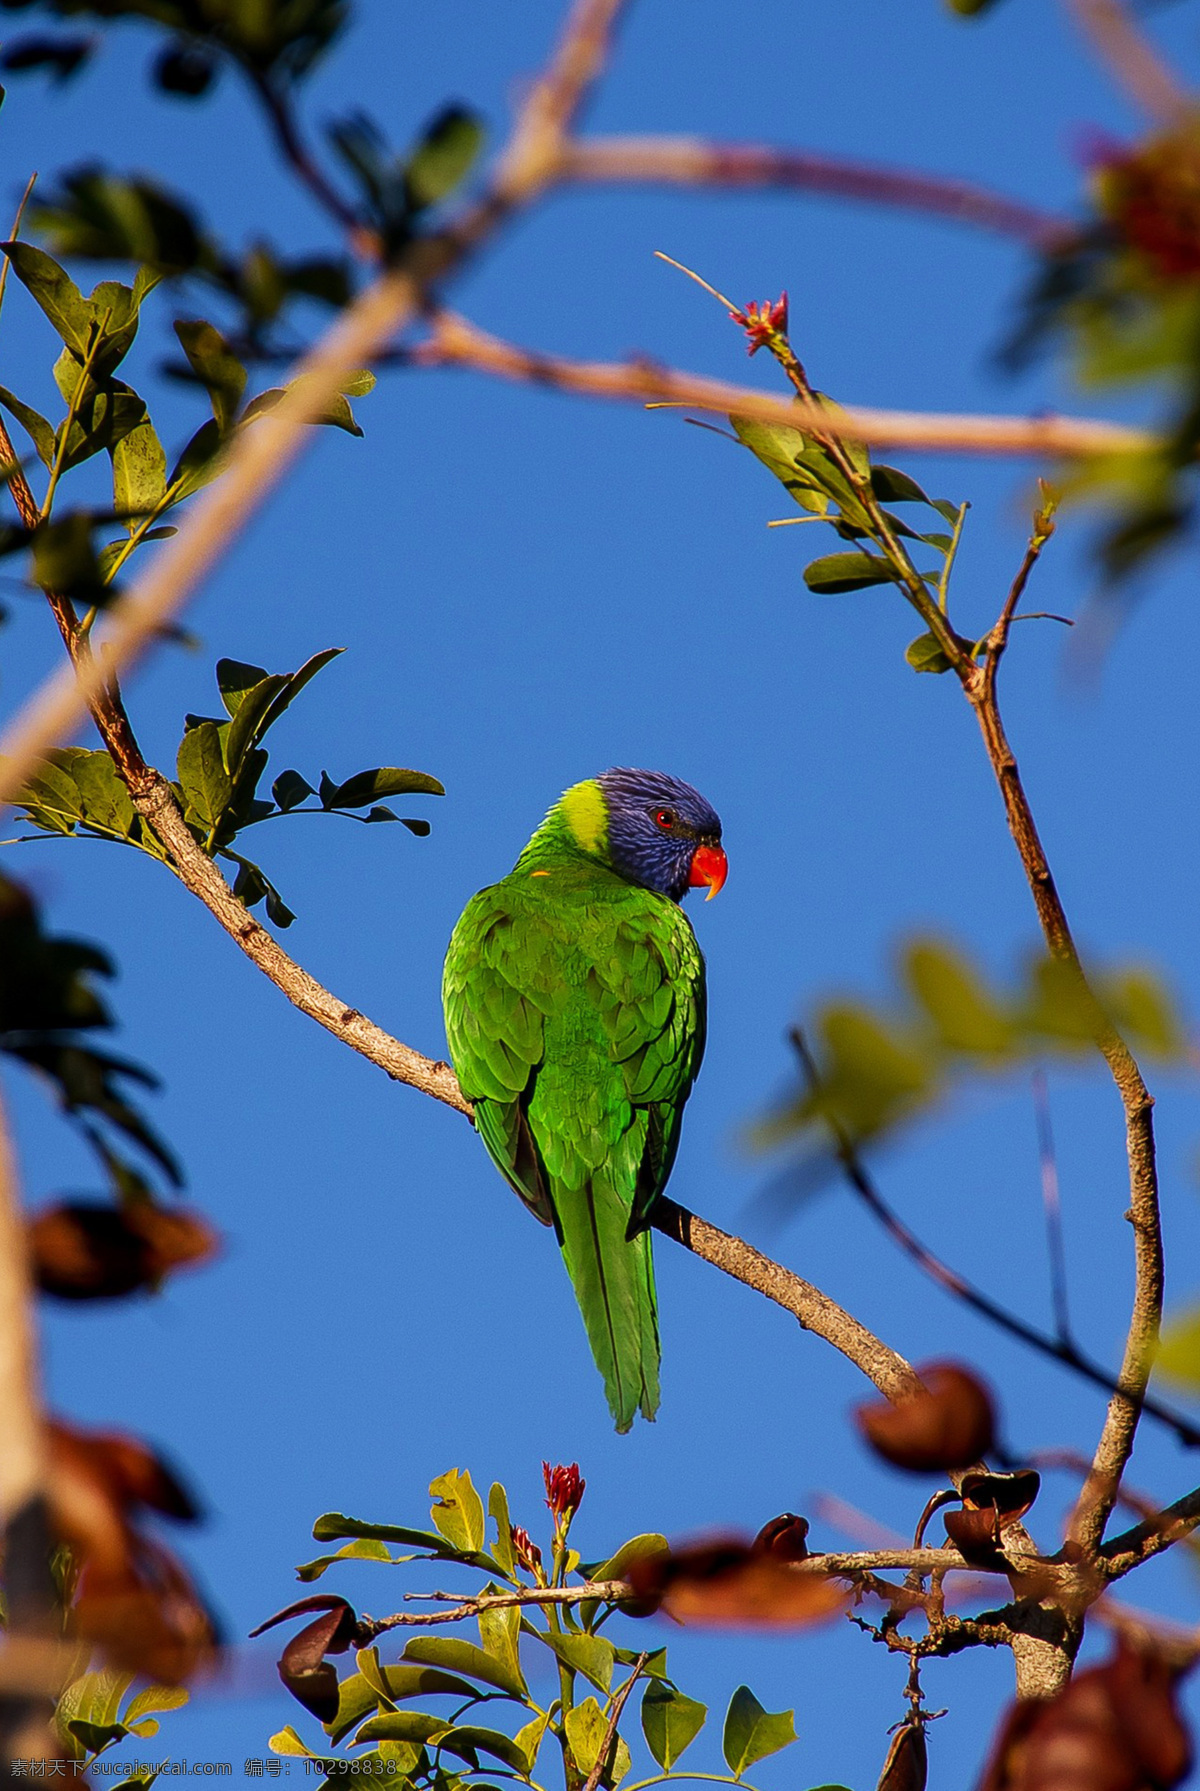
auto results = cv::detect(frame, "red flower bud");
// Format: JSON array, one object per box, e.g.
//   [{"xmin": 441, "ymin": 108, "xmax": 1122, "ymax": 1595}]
[
  {"xmin": 542, "ymin": 1461, "xmax": 585, "ymax": 1522},
  {"xmin": 511, "ymin": 1524, "xmax": 543, "ymax": 1574},
  {"xmin": 729, "ymin": 292, "xmax": 789, "ymax": 355}
]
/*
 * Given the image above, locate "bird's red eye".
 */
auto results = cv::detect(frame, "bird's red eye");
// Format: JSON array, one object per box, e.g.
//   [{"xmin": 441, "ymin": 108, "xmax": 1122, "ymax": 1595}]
[{"xmin": 654, "ymin": 809, "xmax": 676, "ymax": 831}]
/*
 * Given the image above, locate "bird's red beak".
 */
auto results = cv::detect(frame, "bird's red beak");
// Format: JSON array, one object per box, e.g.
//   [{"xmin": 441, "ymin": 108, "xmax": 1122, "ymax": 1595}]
[{"xmin": 689, "ymin": 842, "xmax": 728, "ymax": 901}]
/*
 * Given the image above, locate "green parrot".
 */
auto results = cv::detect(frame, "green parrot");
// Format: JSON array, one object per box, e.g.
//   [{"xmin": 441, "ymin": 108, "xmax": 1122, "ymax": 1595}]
[{"xmin": 442, "ymin": 768, "xmax": 727, "ymax": 1432}]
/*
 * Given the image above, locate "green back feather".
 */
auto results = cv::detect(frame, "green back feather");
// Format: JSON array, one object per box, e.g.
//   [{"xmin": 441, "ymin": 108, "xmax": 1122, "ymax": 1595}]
[{"xmin": 442, "ymin": 821, "xmax": 706, "ymax": 1431}]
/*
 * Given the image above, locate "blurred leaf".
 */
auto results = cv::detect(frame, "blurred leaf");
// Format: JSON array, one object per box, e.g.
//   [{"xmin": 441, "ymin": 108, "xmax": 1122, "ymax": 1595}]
[
  {"xmin": 1158, "ymin": 1306, "xmax": 1200, "ymax": 1388},
  {"xmin": 405, "ymin": 106, "xmax": 483, "ymax": 209},
  {"xmin": 904, "ymin": 940, "xmax": 1013, "ymax": 1055},
  {"xmin": 32, "ymin": 168, "xmax": 208, "ymax": 273},
  {"xmin": 642, "ymin": 1682, "xmax": 707, "ymax": 1770},
  {"xmin": 31, "ymin": 513, "xmax": 109, "ymax": 602},
  {"xmin": 2, "ymin": 32, "xmax": 92, "ymax": 78},
  {"xmin": 1101, "ymin": 968, "xmax": 1187, "ymax": 1057},
  {"xmin": 722, "ymin": 1688, "xmax": 797, "ymax": 1777},
  {"xmin": 154, "ymin": 40, "xmax": 216, "ymax": 94},
  {"xmin": 173, "ymin": 319, "xmax": 245, "ymax": 433}
]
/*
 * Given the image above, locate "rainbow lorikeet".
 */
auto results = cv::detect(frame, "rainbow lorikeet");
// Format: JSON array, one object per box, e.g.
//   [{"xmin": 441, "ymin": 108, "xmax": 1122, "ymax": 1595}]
[{"xmin": 442, "ymin": 769, "xmax": 727, "ymax": 1432}]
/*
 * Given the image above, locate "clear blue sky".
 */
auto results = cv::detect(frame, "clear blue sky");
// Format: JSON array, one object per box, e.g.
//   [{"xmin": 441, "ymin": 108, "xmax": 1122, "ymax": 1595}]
[{"xmin": 5, "ymin": 0, "xmax": 1200, "ymax": 1781}]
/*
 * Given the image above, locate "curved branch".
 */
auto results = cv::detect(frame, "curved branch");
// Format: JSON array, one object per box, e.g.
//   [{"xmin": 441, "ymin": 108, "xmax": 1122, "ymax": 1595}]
[{"xmin": 563, "ymin": 138, "xmax": 1067, "ymax": 247}]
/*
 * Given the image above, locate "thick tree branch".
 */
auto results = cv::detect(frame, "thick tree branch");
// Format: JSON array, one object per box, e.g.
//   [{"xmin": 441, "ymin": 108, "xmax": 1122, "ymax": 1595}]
[
  {"xmin": 563, "ymin": 138, "xmax": 1066, "ymax": 246},
  {"xmin": 415, "ymin": 311, "xmax": 1152, "ymax": 459}
]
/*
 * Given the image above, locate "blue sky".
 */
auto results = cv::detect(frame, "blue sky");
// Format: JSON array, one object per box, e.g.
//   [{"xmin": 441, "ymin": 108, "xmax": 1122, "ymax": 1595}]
[{"xmin": 5, "ymin": 0, "xmax": 1200, "ymax": 1781}]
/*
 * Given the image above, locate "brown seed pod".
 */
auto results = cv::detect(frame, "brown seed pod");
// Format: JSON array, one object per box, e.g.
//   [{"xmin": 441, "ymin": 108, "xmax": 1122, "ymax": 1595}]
[
  {"xmin": 855, "ymin": 1361, "xmax": 996, "ymax": 1474},
  {"xmin": 626, "ymin": 1534, "xmax": 844, "ymax": 1629},
  {"xmin": 752, "ymin": 1513, "xmax": 810, "ymax": 1561},
  {"xmin": 877, "ymin": 1718, "xmax": 928, "ymax": 1791},
  {"xmin": 29, "ymin": 1200, "xmax": 217, "ymax": 1301},
  {"xmin": 944, "ymin": 1469, "xmax": 1040, "ymax": 1567},
  {"xmin": 250, "ymin": 1595, "xmax": 363, "ymax": 1724},
  {"xmin": 976, "ymin": 1636, "xmax": 1192, "ymax": 1791}
]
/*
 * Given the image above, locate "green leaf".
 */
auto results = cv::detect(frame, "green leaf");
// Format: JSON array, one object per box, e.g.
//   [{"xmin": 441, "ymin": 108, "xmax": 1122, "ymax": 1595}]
[
  {"xmin": 513, "ymin": 1713, "xmax": 552, "ymax": 1772},
  {"xmin": 241, "ymin": 377, "xmax": 373, "ymax": 435},
  {"xmin": 325, "ymin": 767, "xmax": 445, "ymax": 809},
  {"xmin": 215, "ymin": 659, "xmax": 270, "ymax": 718},
  {"xmin": 295, "ymin": 1536, "xmax": 397, "ymax": 1582},
  {"xmin": 400, "ymin": 1638, "xmax": 526, "ymax": 1700},
  {"xmin": 270, "ymin": 1727, "xmax": 318, "ymax": 1757},
  {"xmin": 176, "ymin": 719, "xmax": 232, "ymax": 832},
  {"xmin": 112, "ymin": 418, "xmax": 167, "ymax": 532},
  {"xmin": 1157, "ymin": 1306, "xmax": 1200, "ymax": 1389},
  {"xmin": 1101, "ymin": 968, "xmax": 1187, "ymax": 1058},
  {"xmin": 168, "ymin": 417, "xmax": 224, "ymax": 501},
  {"xmin": 3, "ymin": 241, "xmax": 90, "ymax": 353},
  {"xmin": 642, "ymin": 1682, "xmax": 707, "ymax": 1770},
  {"xmin": 352, "ymin": 1712, "xmax": 450, "ymax": 1746},
  {"xmin": 71, "ymin": 748, "xmax": 137, "ymax": 840},
  {"xmin": 314, "ymin": 1512, "xmax": 453, "ymax": 1549},
  {"xmin": 256, "ymin": 646, "xmax": 344, "ymax": 736},
  {"xmin": 122, "ymin": 1685, "xmax": 188, "ymax": 1727},
  {"xmin": 31, "ymin": 513, "xmax": 108, "ymax": 602},
  {"xmin": 565, "ymin": 1697, "xmax": 630, "ymax": 1786},
  {"xmin": 438, "ymin": 1727, "xmax": 531, "ymax": 1773},
  {"xmin": 405, "ymin": 106, "xmax": 484, "ymax": 209},
  {"xmin": 904, "ymin": 940, "xmax": 1012, "ymax": 1055},
  {"xmin": 487, "ymin": 1483, "xmax": 515, "ymax": 1577},
  {"xmin": 68, "ymin": 1719, "xmax": 130, "ymax": 1753},
  {"xmin": 905, "ymin": 631, "xmax": 953, "ymax": 674},
  {"xmin": 57, "ymin": 380, "xmax": 148, "ymax": 473},
  {"xmin": 533, "ymin": 1630, "xmax": 613, "ymax": 1693},
  {"xmin": 430, "ymin": 1467, "xmax": 486, "ymax": 1553},
  {"xmin": 803, "ymin": 551, "xmax": 896, "ymax": 594},
  {"xmin": 174, "ymin": 319, "xmax": 246, "ymax": 433},
  {"xmin": 272, "ymin": 769, "xmax": 314, "ymax": 811},
  {"xmin": 478, "ymin": 1595, "xmax": 525, "ymax": 1694},
  {"xmin": 722, "ymin": 1688, "xmax": 797, "ymax": 1777},
  {"xmin": 0, "ymin": 383, "xmax": 55, "ymax": 467},
  {"xmin": 54, "ymin": 1672, "xmax": 135, "ymax": 1762},
  {"xmin": 223, "ymin": 674, "xmax": 290, "ymax": 776},
  {"xmin": 870, "ymin": 464, "xmax": 933, "ymax": 505}
]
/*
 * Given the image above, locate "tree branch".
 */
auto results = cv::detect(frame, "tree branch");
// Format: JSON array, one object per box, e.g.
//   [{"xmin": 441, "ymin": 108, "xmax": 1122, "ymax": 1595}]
[
  {"xmin": 563, "ymin": 138, "xmax": 1067, "ymax": 247},
  {"xmin": 1067, "ymin": 0, "xmax": 1192, "ymax": 127},
  {"xmin": 415, "ymin": 310, "xmax": 1153, "ymax": 459},
  {"xmin": 963, "ymin": 534, "xmax": 1161, "ymax": 1559}
]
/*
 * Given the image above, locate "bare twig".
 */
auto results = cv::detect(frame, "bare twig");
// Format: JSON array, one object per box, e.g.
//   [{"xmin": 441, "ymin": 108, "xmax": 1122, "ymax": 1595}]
[
  {"xmin": 1033, "ymin": 1070, "xmax": 1072, "ymax": 1347},
  {"xmin": 1101, "ymin": 1480, "xmax": 1200, "ymax": 1580},
  {"xmin": 1067, "ymin": 0, "xmax": 1193, "ymax": 126},
  {"xmin": 582, "ymin": 1654, "xmax": 649, "ymax": 1791},
  {"xmin": 417, "ymin": 310, "xmax": 1153, "ymax": 459},
  {"xmin": 787, "ymin": 1029, "xmax": 1198, "ymax": 1446}
]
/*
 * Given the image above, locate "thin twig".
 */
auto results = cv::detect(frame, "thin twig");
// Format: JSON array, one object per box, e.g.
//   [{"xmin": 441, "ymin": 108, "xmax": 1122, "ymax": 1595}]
[
  {"xmin": 583, "ymin": 1655, "xmax": 649, "ymax": 1791},
  {"xmin": 787, "ymin": 1029, "xmax": 1199, "ymax": 1446},
  {"xmin": 0, "ymin": 173, "xmax": 37, "ymax": 324},
  {"xmin": 1033, "ymin": 1070, "xmax": 1072, "ymax": 1347}
]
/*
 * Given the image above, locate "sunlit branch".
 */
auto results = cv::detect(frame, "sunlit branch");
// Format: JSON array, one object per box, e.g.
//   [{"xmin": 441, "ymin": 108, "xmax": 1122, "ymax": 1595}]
[
  {"xmin": 563, "ymin": 137, "xmax": 1066, "ymax": 246},
  {"xmin": 415, "ymin": 310, "xmax": 1153, "ymax": 459}
]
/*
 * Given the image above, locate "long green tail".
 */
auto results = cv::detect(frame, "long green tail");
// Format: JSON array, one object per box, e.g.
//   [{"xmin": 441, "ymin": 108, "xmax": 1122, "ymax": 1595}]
[{"xmin": 557, "ymin": 1174, "xmax": 660, "ymax": 1432}]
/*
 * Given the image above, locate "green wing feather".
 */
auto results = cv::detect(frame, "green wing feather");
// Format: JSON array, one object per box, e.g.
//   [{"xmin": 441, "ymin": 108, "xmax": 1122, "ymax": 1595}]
[{"xmin": 443, "ymin": 870, "xmax": 706, "ymax": 1431}]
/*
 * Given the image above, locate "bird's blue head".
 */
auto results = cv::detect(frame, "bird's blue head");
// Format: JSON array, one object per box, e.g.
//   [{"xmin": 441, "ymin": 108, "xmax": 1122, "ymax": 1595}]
[{"xmin": 589, "ymin": 767, "xmax": 726, "ymax": 904}]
